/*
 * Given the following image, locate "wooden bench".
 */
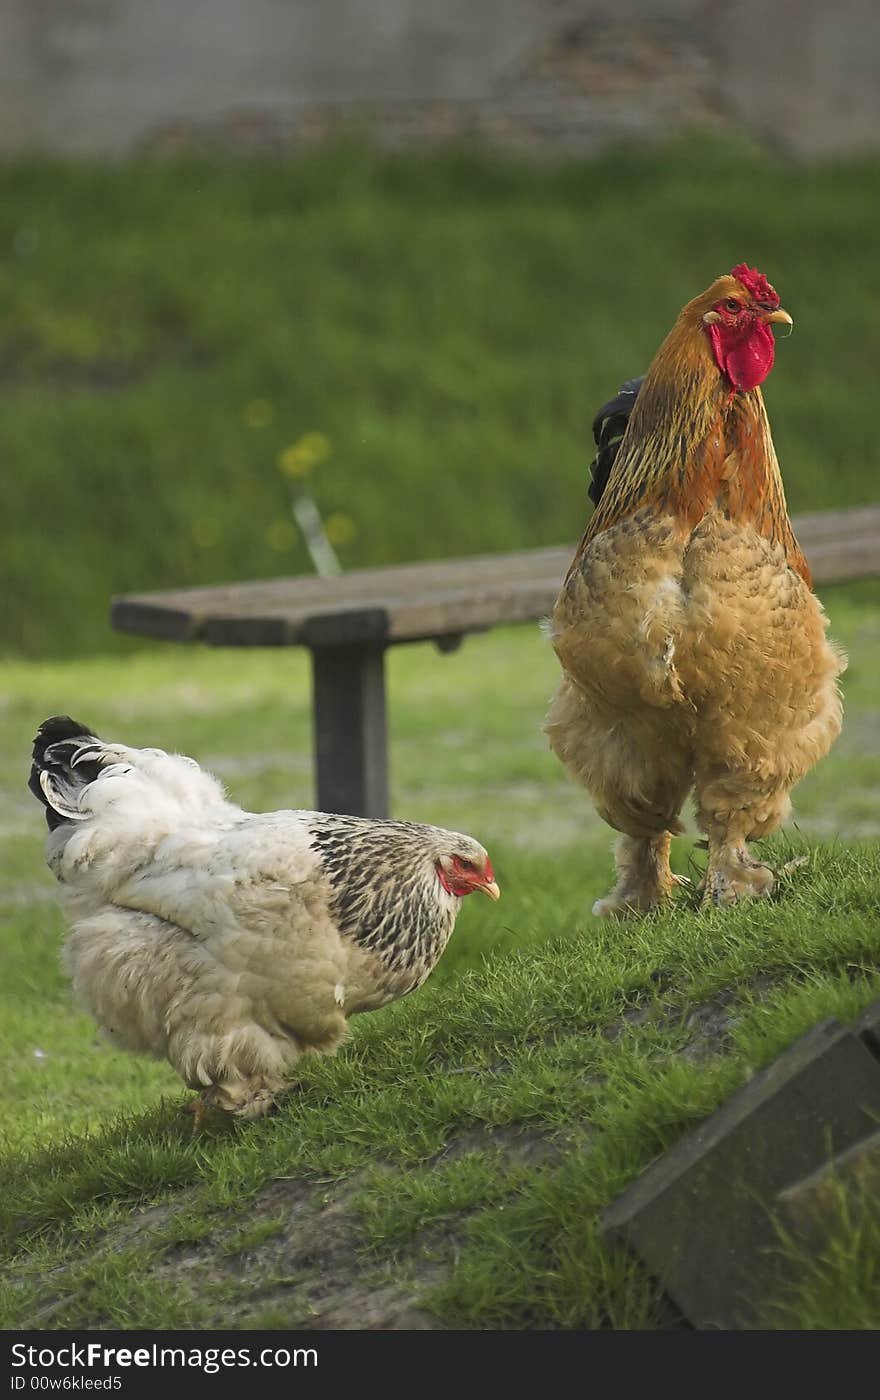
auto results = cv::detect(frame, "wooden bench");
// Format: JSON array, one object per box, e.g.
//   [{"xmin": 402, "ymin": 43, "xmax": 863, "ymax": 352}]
[{"xmin": 111, "ymin": 504, "xmax": 880, "ymax": 818}]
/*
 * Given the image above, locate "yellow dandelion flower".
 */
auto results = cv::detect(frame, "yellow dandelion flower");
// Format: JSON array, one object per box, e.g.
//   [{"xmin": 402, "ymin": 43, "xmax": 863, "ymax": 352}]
[
  {"xmin": 324, "ymin": 512, "xmax": 356, "ymax": 547},
  {"xmin": 298, "ymin": 431, "xmax": 331, "ymax": 464},
  {"xmin": 278, "ymin": 445, "xmax": 312, "ymax": 478},
  {"xmin": 265, "ymin": 518, "xmax": 297, "ymax": 552},
  {"xmin": 278, "ymin": 431, "xmax": 332, "ymax": 478},
  {"xmin": 244, "ymin": 398, "xmax": 274, "ymax": 429}
]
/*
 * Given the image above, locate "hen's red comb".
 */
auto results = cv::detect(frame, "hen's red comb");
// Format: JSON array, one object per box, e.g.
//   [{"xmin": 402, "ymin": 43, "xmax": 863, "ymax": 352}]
[{"xmin": 731, "ymin": 263, "xmax": 780, "ymax": 307}]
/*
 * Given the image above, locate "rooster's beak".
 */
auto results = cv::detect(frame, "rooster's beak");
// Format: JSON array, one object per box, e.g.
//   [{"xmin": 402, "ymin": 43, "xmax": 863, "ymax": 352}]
[
  {"xmin": 479, "ymin": 879, "xmax": 501, "ymax": 901},
  {"xmin": 764, "ymin": 308, "xmax": 793, "ymax": 329}
]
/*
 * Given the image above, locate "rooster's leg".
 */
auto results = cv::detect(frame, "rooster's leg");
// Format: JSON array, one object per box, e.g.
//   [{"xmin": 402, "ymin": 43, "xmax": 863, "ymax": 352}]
[
  {"xmin": 700, "ymin": 816, "xmax": 775, "ymax": 908},
  {"xmin": 702, "ymin": 844, "xmax": 774, "ymax": 908},
  {"xmin": 593, "ymin": 831, "xmax": 684, "ymax": 918}
]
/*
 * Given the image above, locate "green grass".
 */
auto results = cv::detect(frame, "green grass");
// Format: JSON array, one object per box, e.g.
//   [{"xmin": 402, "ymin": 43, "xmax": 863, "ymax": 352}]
[
  {"xmin": 767, "ymin": 1170, "xmax": 880, "ymax": 1329},
  {"xmin": 2, "ymin": 136, "xmax": 880, "ymax": 655},
  {"xmin": 0, "ymin": 584, "xmax": 877, "ymax": 1328},
  {"xmin": 0, "ymin": 862, "xmax": 877, "ymax": 1329}
]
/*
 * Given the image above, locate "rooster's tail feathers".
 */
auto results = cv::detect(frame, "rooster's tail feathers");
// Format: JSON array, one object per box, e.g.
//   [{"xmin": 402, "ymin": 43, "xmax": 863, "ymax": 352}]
[{"xmin": 588, "ymin": 374, "xmax": 645, "ymax": 507}]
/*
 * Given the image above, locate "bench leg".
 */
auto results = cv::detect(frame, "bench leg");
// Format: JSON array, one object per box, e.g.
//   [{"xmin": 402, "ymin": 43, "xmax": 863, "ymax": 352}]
[{"xmin": 310, "ymin": 643, "xmax": 389, "ymax": 818}]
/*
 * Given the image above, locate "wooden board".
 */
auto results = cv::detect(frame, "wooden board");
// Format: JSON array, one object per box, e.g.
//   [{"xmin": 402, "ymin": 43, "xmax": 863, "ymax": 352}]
[
  {"xmin": 600, "ymin": 1012, "xmax": 880, "ymax": 1329},
  {"xmin": 111, "ymin": 505, "xmax": 880, "ymax": 649}
]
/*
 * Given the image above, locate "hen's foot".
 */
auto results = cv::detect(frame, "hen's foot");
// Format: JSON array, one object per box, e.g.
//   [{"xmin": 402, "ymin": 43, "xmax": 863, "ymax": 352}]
[
  {"xmin": 182, "ymin": 1093, "xmax": 218, "ymax": 1135},
  {"xmin": 593, "ymin": 832, "xmax": 683, "ymax": 919},
  {"xmin": 702, "ymin": 846, "xmax": 774, "ymax": 908},
  {"xmin": 203, "ymin": 1076, "xmax": 281, "ymax": 1120}
]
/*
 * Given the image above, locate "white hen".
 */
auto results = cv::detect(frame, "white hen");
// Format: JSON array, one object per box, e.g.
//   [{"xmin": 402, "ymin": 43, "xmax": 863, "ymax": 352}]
[{"xmin": 29, "ymin": 717, "xmax": 499, "ymax": 1119}]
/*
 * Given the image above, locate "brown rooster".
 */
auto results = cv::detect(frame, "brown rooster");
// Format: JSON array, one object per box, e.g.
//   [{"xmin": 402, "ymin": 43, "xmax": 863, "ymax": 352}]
[{"xmin": 546, "ymin": 264, "xmax": 845, "ymax": 915}]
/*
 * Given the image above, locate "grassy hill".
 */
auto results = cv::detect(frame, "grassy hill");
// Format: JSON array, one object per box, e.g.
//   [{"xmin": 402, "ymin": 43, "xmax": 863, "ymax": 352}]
[
  {"xmin": 1, "ymin": 848, "xmax": 878, "ymax": 1330},
  {"xmin": 0, "ymin": 587, "xmax": 878, "ymax": 1329},
  {"xmin": 2, "ymin": 136, "xmax": 880, "ymax": 656}
]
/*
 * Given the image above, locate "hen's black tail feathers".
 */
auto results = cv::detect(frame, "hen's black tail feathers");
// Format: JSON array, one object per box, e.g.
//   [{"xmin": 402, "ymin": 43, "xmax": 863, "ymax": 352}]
[
  {"xmin": 29, "ymin": 716, "xmax": 100, "ymax": 831},
  {"xmin": 588, "ymin": 374, "xmax": 644, "ymax": 507}
]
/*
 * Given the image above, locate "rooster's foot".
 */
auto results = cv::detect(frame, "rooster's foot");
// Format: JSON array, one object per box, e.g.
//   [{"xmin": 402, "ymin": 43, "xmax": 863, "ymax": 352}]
[
  {"xmin": 778, "ymin": 854, "xmax": 810, "ymax": 879},
  {"xmin": 593, "ymin": 892, "xmax": 645, "ymax": 919},
  {"xmin": 592, "ymin": 872, "xmax": 678, "ymax": 919},
  {"xmin": 702, "ymin": 847, "xmax": 774, "ymax": 908},
  {"xmin": 593, "ymin": 831, "xmax": 684, "ymax": 919},
  {"xmin": 592, "ymin": 884, "xmax": 680, "ymax": 918}
]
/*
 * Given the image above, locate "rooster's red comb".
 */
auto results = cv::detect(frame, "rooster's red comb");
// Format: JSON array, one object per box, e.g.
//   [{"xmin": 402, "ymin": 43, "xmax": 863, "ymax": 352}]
[{"xmin": 731, "ymin": 263, "xmax": 780, "ymax": 307}]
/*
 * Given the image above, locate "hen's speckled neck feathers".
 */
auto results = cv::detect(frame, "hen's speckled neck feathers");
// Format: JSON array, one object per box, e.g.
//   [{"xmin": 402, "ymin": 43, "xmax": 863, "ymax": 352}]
[{"xmin": 307, "ymin": 815, "xmax": 472, "ymax": 990}]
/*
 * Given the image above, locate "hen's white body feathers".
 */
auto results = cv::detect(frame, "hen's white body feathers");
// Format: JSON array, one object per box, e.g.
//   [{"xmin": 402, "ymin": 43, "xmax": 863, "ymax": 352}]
[{"xmin": 32, "ymin": 723, "xmax": 491, "ymax": 1117}]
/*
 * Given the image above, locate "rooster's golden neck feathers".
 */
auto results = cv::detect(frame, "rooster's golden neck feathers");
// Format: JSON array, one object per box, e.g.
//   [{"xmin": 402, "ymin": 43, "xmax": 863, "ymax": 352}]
[{"xmin": 579, "ymin": 267, "xmax": 808, "ymax": 583}]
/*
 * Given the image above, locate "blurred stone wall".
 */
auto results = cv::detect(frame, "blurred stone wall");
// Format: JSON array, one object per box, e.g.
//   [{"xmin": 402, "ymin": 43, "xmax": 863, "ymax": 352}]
[{"xmin": 1, "ymin": 0, "xmax": 877, "ymax": 158}]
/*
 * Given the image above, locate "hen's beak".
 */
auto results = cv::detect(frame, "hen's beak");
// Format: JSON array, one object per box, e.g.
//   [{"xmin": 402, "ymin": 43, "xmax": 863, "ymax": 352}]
[
  {"xmin": 479, "ymin": 878, "xmax": 501, "ymax": 901},
  {"xmin": 764, "ymin": 307, "xmax": 793, "ymax": 329}
]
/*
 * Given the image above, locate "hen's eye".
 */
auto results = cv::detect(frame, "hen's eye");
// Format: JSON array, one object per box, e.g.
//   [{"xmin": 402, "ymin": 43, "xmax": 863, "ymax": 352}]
[
  {"xmin": 457, "ymin": 858, "xmax": 475, "ymax": 871},
  {"xmin": 724, "ymin": 298, "xmax": 741, "ymax": 313}
]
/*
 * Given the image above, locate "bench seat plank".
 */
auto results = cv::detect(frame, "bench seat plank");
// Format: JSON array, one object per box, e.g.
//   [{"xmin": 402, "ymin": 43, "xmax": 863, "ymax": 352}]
[{"xmin": 111, "ymin": 505, "xmax": 880, "ymax": 649}]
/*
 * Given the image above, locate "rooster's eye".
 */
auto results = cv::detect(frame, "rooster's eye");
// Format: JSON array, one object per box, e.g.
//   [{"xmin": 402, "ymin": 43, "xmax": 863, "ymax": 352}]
[{"xmin": 724, "ymin": 298, "xmax": 741, "ymax": 313}]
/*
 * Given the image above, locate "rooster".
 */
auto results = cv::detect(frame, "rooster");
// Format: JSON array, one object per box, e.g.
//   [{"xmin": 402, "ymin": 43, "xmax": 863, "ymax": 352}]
[
  {"xmin": 29, "ymin": 717, "xmax": 499, "ymax": 1118},
  {"xmin": 546, "ymin": 264, "xmax": 844, "ymax": 915}
]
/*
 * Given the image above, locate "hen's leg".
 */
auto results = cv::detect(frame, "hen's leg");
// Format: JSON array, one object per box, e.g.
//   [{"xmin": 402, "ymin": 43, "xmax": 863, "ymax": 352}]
[{"xmin": 203, "ymin": 1075, "xmax": 283, "ymax": 1120}]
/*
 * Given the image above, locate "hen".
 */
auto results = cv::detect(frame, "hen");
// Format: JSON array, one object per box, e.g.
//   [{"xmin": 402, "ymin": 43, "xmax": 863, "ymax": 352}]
[
  {"xmin": 546, "ymin": 264, "xmax": 844, "ymax": 915},
  {"xmin": 29, "ymin": 717, "xmax": 499, "ymax": 1118}
]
